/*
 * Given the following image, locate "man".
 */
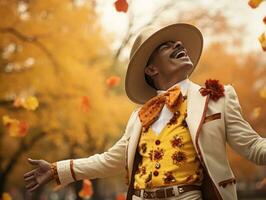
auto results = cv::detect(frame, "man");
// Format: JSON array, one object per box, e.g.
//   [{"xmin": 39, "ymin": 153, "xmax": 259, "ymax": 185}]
[{"xmin": 24, "ymin": 23, "xmax": 266, "ymax": 200}]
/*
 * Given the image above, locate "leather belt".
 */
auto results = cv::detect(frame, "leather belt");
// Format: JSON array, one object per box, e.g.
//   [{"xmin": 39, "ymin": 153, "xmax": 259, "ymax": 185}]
[{"xmin": 134, "ymin": 184, "xmax": 201, "ymax": 199}]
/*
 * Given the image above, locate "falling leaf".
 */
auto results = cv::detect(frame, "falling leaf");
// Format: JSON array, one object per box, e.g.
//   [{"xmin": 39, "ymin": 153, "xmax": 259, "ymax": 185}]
[
  {"xmin": 2, "ymin": 115, "xmax": 29, "ymax": 137},
  {"xmin": 248, "ymin": 0, "xmax": 263, "ymax": 8},
  {"xmin": 116, "ymin": 193, "xmax": 126, "ymax": 200},
  {"xmin": 263, "ymin": 16, "xmax": 266, "ymax": 25},
  {"xmin": 78, "ymin": 179, "xmax": 93, "ymax": 199},
  {"xmin": 106, "ymin": 75, "xmax": 121, "ymax": 88},
  {"xmin": 81, "ymin": 96, "xmax": 90, "ymax": 112},
  {"xmin": 13, "ymin": 96, "xmax": 39, "ymax": 110},
  {"xmin": 114, "ymin": 0, "xmax": 128, "ymax": 13},
  {"xmin": 2, "ymin": 192, "xmax": 12, "ymax": 200},
  {"xmin": 23, "ymin": 96, "xmax": 39, "ymax": 110},
  {"xmin": 258, "ymin": 32, "xmax": 266, "ymax": 51}
]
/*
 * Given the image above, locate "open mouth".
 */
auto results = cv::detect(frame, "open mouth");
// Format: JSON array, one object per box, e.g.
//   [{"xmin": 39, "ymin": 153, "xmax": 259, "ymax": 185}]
[{"xmin": 170, "ymin": 48, "xmax": 187, "ymax": 59}]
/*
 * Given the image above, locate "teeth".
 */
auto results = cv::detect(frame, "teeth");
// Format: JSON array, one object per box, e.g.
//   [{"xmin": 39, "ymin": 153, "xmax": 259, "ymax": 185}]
[{"xmin": 176, "ymin": 50, "xmax": 186, "ymax": 59}]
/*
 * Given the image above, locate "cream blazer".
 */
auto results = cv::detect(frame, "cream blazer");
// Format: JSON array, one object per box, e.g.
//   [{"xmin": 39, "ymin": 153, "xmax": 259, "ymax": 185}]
[{"xmin": 56, "ymin": 80, "xmax": 266, "ymax": 200}]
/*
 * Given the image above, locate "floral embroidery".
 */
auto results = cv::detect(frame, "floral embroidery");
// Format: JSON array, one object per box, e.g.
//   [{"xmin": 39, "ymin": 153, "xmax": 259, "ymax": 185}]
[
  {"xmin": 163, "ymin": 171, "xmax": 176, "ymax": 184},
  {"xmin": 172, "ymin": 151, "xmax": 187, "ymax": 165},
  {"xmin": 140, "ymin": 143, "xmax": 147, "ymax": 153},
  {"xmin": 148, "ymin": 148, "xmax": 164, "ymax": 161},
  {"xmin": 167, "ymin": 110, "xmax": 180, "ymax": 126},
  {"xmin": 171, "ymin": 135, "xmax": 184, "ymax": 148},
  {"xmin": 145, "ymin": 172, "xmax": 153, "ymax": 188},
  {"xmin": 199, "ymin": 79, "xmax": 225, "ymax": 101},
  {"xmin": 154, "ymin": 148, "xmax": 164, "ymax": 161},
  {"xmin": 137, "ymin": 166, "xmax": 146, "ymax": 177}
]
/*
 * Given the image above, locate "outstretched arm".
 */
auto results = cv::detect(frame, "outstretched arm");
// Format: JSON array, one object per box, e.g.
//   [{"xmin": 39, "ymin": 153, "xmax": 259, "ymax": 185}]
[
  {"xmin": 24, "ymin": 108, "xmax": 138, "ymax": 191},
  {"xmin": 225, "ymin": 84, "xmax": 266, "ymax": 165}
]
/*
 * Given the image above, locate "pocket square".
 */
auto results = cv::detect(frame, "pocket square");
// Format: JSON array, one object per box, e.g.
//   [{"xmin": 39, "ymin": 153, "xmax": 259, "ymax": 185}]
[{"xmin": 203, "ymin": 113, "xmax": 221, "ymax": 124}]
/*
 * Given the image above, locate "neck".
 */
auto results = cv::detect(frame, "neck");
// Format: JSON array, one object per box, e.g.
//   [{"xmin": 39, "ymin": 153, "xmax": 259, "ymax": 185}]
[{"xmin": 155, "ymin": 76, "xmax": 188, "ymax": 90}]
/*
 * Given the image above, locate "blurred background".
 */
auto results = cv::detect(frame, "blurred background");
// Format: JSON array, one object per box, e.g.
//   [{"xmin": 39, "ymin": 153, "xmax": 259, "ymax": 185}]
[{"xmin": 0, "ymin": 0, "xmax": 265, "ymax": 199}]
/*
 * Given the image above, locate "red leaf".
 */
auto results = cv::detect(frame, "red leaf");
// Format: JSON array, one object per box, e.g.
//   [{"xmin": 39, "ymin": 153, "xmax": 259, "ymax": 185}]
[
  {"xmin": 81, "ymin": 96, "xmax": 90, "ymax": 113},
  {"xmin": 114, "ymin": 0, "xmax": 128, "ymax": 13},
  {"xmin": 19, "ymin": 120, "xmax": 29, "ymax": 137},
  {"xmin": 263, "ymin": 16, "xmax": 266, "ymax": 25},
  {"xmin": 106, "ymin": 76, "xmax": 121, "ymax": 88}
]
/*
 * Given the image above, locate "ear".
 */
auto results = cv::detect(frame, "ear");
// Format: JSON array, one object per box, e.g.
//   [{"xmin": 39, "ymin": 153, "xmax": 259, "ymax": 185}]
[{"xmin": 144, "ymin": 64, "xmax": 158, "ymax": 77}]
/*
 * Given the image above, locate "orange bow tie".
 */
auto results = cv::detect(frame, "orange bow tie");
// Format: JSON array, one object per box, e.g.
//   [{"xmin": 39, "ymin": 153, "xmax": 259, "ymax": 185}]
[{"xmin": 138, "ymin": 84, "xmax": 184, "ymax": 131}]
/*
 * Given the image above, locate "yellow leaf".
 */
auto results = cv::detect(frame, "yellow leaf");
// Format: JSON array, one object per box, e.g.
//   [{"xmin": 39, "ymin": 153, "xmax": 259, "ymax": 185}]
[{"xmin": 23, "ymin": 96, "xmax": 39, "ymax": 110}]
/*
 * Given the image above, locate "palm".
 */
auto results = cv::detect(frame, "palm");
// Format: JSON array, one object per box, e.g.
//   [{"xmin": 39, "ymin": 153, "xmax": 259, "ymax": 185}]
[{"xmin": 24, "ymin": 158, "xmax": 53, "ymax": 192}]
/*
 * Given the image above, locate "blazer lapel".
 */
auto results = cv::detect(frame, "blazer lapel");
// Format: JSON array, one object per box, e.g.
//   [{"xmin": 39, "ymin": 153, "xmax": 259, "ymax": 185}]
[
  {"xmin": 186, "ymin": 80, "xmax": 209, "ymax": 148},
  {"xmin": 127, "ymin": 112, "xmax": 142, "ymax": 181}
]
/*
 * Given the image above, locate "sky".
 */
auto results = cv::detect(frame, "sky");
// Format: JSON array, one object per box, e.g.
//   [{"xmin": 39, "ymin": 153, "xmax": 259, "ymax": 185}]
[{"xmin": 95, "ymin": 0, "xmax": 266, "ymax": 56}]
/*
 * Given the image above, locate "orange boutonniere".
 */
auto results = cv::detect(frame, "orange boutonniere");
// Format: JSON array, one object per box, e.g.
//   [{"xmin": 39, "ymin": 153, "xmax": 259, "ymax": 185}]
[{"xmin": 199, "ymin": 79, "xmax": 225, "ymax": 101}]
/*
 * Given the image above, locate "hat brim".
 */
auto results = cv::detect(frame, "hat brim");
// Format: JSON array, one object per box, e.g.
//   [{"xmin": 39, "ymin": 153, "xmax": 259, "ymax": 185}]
[{"xmin": 125, "ymin": 23, "xmax": 203, "ymax": 105}]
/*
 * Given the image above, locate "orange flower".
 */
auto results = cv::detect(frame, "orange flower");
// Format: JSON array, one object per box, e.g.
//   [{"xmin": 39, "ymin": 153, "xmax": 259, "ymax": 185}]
[
  {"xmin": 114, "ymin": 0, "xmax": 128, "ymax": 13},
  {"xmin": 81, "ymin": 96, "xmax": 90, "ymax": 112},
  {"xmin": 258, "ymin": 32, "xmax": 266, "ymax": 51},
  {"xmin": 106, "ymin": 75, "xmax": 121, "ymax": 88},
  {"xmin": 2, "ymin": 115, "xmax": 29, "ymax": 137},
  {"xmin": 78, "ymin": 179, "xmax": 93, "ymax": 199},
  {"xmin": 248, "ymin": 0, "xmax": 263, "ymax": 8}
]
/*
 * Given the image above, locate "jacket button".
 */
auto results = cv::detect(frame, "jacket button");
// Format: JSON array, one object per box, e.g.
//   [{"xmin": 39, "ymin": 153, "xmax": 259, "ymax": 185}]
[
  {"xmin": 153, "ymin": 170, "xmax": 159, "ymax": 176},
  {"xmin": 155, "ymin": 162, "xmax": 160, "ymax": 169},
  {"xmin": 155, "ymin": 139, "xmax": 161, "ymax": 145}
]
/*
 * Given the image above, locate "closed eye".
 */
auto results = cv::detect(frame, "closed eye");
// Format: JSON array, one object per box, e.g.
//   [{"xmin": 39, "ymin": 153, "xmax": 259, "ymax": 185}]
[{"xmin": 158, "ymin": 42, "xmax": 174, "ymax": 52}]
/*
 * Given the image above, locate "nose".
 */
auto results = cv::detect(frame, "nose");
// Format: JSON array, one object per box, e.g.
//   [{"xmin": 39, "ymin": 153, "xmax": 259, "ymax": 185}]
[{"xmin": 173, "ymin": 41, "xmax": 183, "ymax": 49}]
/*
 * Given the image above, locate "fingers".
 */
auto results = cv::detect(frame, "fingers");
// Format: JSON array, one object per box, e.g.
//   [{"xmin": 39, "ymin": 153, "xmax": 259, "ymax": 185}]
[
  {"xmin": 25, "ymin": 180, "xmax": 37, "ymax": 190},
  {"xmin": 27, "ymin": 182, "xmax": 40, "ymax": 193},
  {"xmin": 28, "ymin": 158, "xmax": 40, "ymax": 166},
  {"xmin": 24, "ymin": 169, "xmax": 37, "ymax": 179}
]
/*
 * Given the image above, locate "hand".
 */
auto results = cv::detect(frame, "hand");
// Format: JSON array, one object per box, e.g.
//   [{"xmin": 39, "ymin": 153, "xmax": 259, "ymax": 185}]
[{"xmin": 24, "ymin": 158, "xmax": 54, "ymax": 192}]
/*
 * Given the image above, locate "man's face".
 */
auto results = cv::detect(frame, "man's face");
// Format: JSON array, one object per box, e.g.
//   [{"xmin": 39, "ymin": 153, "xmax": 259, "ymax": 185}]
[{"xmin": 145, "ymin": 40, "xmax": 194, "ymax": 87}]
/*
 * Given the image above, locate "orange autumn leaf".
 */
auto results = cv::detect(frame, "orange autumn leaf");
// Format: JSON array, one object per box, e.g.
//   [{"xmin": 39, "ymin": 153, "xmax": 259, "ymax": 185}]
[
  {"xmin": 114, "ymin": 0, "xmax": 128, "ymax": 13},
  {"xmin": 263, "ymin": 16, "xmax": 266, "ymax": 24},
  {"xmin": 248, "ymin": 0, "xmax": 263, "ymax": 8},
  {"xmin": 258, "ymin": 32, "xmax": 266, "ymax": 51},
  {"xmin": 106, "ymin": 75, "xmax": 121, "ymax": 88},
  {"xmin": 81, "ymin": 96, "xmax": 90, "ymax": 112},
  {"xmin": 116, "ymin": 193, "xmax": 126, "ymax": 200},
  {"xmin": 2, "ymin": 115, "xmax": 29, "ymax": 137},
  {"xmin": 78, "ymin": 179, "xmax": 93, "ymax": 199}
]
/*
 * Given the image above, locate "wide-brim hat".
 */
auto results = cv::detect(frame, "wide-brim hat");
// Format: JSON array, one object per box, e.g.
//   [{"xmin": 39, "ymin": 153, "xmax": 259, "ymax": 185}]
[{"xmin": 125, "ymin": 22, "xmax": 203, "ymax": 104}]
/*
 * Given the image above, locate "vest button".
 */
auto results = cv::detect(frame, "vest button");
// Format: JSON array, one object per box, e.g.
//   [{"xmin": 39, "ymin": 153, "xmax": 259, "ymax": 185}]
[
  {"xmin": 155, "ymin": 162, "xmax": 160, "ymax": 169},
  {"xmin": 153, "ymin": 170, "xmax": 159, "ymax": 176},
  {"xmin": 155, "ymin": 139, "xmax": 161, "ymax": 145}
]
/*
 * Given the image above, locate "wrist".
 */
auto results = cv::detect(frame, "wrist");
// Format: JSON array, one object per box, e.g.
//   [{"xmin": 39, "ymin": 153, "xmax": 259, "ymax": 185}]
[{"xmin": 50, "ymin": 162, "xmax": 61, "ymax": 185}]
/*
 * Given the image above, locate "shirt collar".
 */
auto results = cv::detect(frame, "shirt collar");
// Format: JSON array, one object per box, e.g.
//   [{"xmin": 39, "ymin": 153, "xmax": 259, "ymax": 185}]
[{"xmin": 156, "ymin": 78, "xmax": 189, "ymax": 96}]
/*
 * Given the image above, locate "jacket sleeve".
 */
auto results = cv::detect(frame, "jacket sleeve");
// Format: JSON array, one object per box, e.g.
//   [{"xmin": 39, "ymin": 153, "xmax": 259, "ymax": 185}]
[
  {"xmin": 55, "ymin": 109, "xmax": 138, "ymax": 186},
  {"xmin": 224, "ymin": 84, "xmax": 266, "ymax": 165}
]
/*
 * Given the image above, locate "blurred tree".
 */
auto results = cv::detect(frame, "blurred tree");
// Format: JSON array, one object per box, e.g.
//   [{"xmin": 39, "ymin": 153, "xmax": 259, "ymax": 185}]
[{"xmin": 0, "ymin": 0, "xmax": 135, "ymax": 195}]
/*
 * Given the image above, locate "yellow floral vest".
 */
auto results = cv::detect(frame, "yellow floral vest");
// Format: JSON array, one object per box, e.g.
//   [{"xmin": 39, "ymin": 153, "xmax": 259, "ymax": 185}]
[{"xmin": 134, "ymin": 97, "xmax": 204, "ymax": 189}]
